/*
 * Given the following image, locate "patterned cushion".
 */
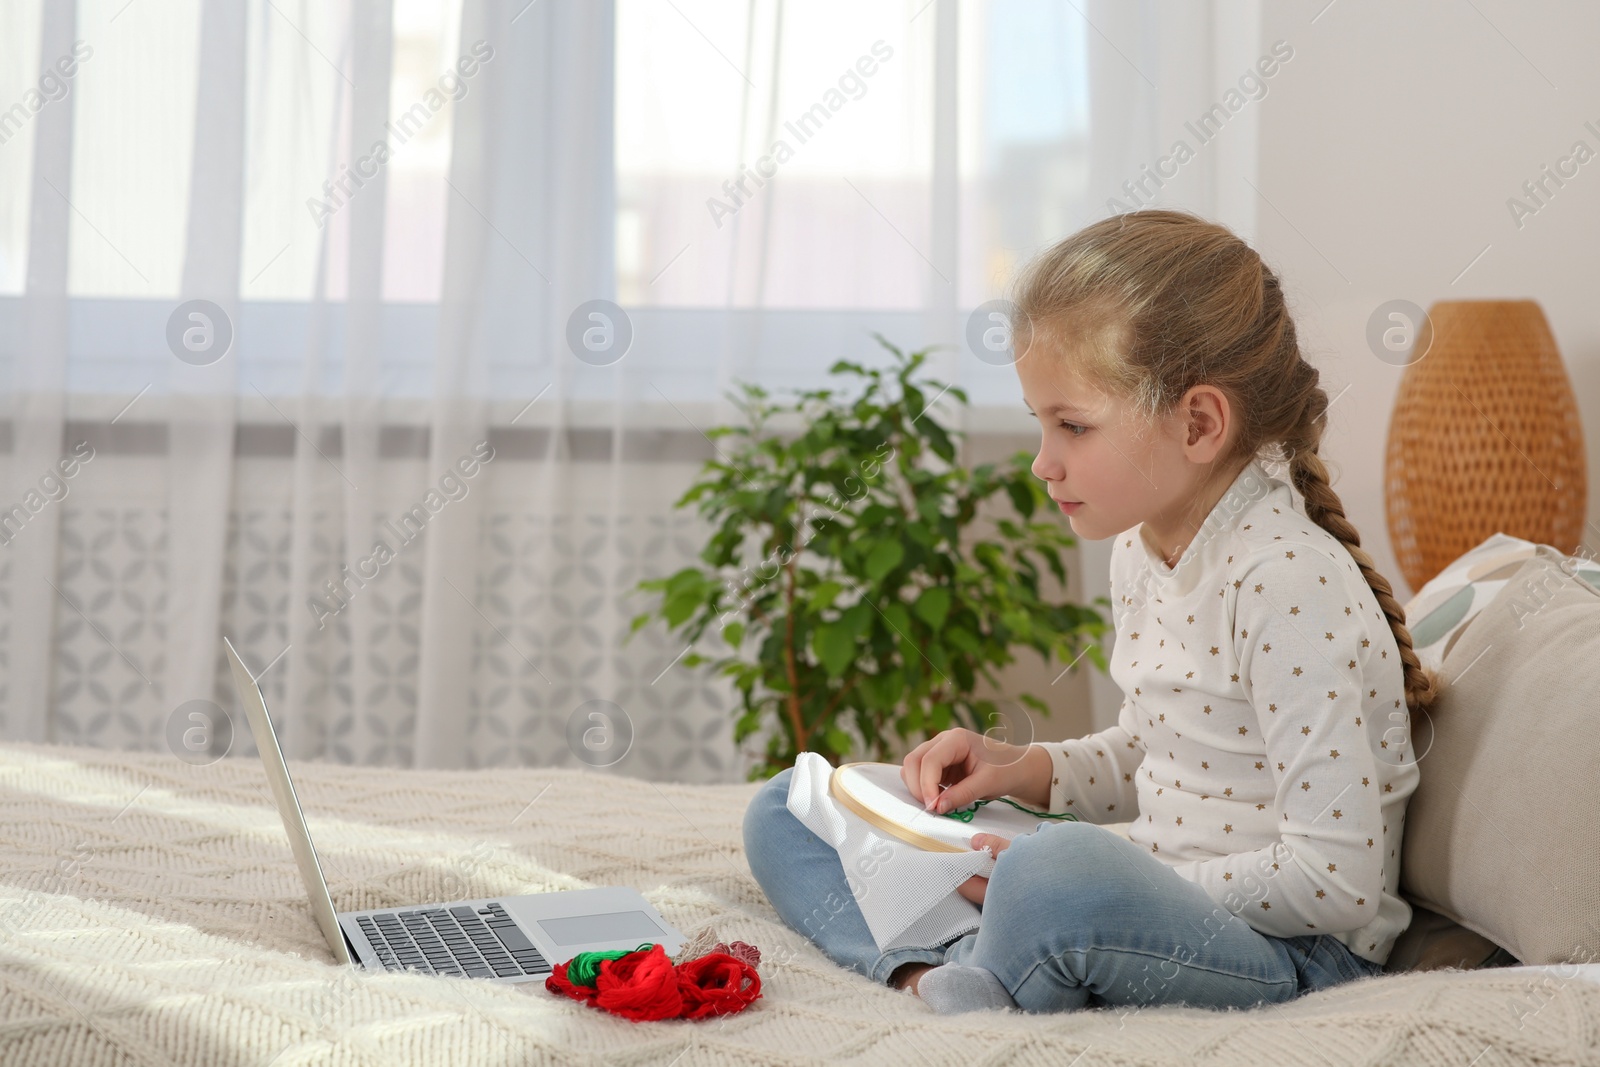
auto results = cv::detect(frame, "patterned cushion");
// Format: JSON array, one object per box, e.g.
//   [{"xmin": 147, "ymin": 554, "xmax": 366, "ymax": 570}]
[
  {"xmin": 1401, "ymin": 533, "xmax": 1600, "ymax": 671},
  {"xmin": 1399, "ymin": 544, "xmax": 1600, "ymax": 965}
]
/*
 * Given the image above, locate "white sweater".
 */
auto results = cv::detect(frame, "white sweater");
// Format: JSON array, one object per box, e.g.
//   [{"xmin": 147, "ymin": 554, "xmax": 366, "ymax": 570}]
[{"xmin": 1032, "ymin": 458, "xmax": 1420, "ymax": 965}]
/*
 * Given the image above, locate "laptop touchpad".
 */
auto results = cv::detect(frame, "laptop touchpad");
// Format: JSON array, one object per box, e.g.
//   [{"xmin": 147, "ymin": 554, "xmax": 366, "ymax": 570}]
[{"xmin": 536, "ymin": 910, "xmax": 664, "ymax": 946}]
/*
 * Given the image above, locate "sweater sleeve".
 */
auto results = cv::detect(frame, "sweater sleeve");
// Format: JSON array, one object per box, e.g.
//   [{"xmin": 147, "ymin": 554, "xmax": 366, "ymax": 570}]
[
  {"xmin": 1168, "ymin": 547, "xmax": 1387, "ymax": 936},
  {"xmin": 1028, "ymin": 697, "xmax": 1144, "ymax": 823}
]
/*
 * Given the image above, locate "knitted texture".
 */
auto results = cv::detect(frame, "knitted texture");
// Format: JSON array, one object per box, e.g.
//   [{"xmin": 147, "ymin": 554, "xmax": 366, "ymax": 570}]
[{"xmin": 0, "ymin": 741, "xmax": 1597, "ymax": 1066}]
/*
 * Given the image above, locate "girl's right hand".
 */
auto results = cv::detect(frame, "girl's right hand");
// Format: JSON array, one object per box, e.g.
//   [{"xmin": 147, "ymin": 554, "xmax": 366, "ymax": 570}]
[{"xmin": 900, "ymin": 728, "xmax": 1034, "ymax": 815}]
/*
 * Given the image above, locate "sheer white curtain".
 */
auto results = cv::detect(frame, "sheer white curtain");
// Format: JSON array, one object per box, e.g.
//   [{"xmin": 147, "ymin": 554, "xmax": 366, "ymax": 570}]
[
  {"xmin": 5, "ymin": 0, "xmax": 74, "ymax": 743},
  {"xmin": 0, "ymin": 0, "xmax": 1255, "ymax": 777},
  {"xmin": 273, "ymin": 0, "xmax": 621, "ymax": 770}
]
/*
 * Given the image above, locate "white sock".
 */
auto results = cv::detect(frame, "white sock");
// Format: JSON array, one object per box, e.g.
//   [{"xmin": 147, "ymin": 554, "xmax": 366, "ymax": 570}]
[{"xmin": 916, "ymin": 964, "xmax": 1018, "ymax": 1014}]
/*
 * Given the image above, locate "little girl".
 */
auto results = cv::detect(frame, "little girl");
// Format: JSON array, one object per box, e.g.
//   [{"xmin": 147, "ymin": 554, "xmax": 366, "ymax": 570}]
[{"xmin": 742, "ymin": 209, "xmax": 1444, "ymax": 1015}]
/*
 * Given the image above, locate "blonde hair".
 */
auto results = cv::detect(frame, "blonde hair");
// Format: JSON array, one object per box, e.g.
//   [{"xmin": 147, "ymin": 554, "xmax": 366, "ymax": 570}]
[{"xmin": 1012, "ymin": 209, "xmax": 1442, "ymax": 716}]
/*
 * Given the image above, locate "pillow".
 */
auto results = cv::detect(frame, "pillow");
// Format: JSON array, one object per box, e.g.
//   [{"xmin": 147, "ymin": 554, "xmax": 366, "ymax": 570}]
[
  {"xmin": 1400, "ymin": 533, "xmax": 1600, "ymax": 671},
  {"xmin": 1399, "ymin": 544, "xmax": 1600, "ymax": 965}
]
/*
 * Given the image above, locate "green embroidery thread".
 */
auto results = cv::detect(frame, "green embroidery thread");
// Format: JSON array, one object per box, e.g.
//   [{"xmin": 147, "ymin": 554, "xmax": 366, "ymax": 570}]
[
  {"xmin": 939, "ymin": 797, "xmax": 1078, "ymax": 823},
  {"xmin": 565, "ymin": 943, "xmax": 657, "ymax": 986}
]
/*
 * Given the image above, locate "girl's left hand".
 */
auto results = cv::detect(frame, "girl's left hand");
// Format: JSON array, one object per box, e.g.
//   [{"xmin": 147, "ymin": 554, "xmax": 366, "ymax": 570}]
[{"xmin": 955, "ymin": 833, "xmax": 1012, "ymax": 905}]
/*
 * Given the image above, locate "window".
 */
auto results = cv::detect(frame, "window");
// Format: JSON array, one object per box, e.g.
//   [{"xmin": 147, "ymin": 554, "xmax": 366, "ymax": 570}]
[
  {"xmin": 0, "ymin": 0, "xmax": 1089, "ymax": 409},
  {"xmin": 615, "ymin": 0, "xmax": 1090, "ymax": 309}
]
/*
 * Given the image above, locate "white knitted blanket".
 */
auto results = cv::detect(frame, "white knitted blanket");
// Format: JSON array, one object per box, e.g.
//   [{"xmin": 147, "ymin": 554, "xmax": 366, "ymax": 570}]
[{"xmin": 1, "ymin": 742, "xmax": 1596, "ymax": 1067}]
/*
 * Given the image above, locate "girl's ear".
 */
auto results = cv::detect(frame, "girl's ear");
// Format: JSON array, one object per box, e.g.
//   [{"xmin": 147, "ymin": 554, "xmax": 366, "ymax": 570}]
[{"xmin": 1182, "ymin": 385, "xmax": 1232, "ymax": 459}]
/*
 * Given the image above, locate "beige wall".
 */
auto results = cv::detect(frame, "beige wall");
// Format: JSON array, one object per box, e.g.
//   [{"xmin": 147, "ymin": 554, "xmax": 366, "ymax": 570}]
[{"xmin": 1251, "ymin": 1, "xmax": 1599, "ymax": 600}]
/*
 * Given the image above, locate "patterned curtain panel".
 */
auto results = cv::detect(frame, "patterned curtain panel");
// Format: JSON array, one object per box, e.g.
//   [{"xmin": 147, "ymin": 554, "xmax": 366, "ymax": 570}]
[{"xmin": 34, "ymin": 441, "xmax": 736, "ymax": 781}]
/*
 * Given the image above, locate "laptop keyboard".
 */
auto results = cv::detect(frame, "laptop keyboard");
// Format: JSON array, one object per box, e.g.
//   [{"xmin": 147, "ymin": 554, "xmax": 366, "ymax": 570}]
[{"xmin": 356, "ymin": 902, "xmax": 551, "ymax": 979}]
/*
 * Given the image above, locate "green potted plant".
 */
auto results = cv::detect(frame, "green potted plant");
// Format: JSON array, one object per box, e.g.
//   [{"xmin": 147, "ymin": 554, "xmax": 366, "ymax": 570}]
[{"xmin": 627, "ymin": 335, "xmax": 1110, "ymax": 780}]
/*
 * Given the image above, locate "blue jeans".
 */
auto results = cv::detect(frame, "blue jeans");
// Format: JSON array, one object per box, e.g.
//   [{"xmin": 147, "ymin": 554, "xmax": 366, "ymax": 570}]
[{"xmin": 743, "ymin": 768, "xmax": 1385, "ymax": 1014}]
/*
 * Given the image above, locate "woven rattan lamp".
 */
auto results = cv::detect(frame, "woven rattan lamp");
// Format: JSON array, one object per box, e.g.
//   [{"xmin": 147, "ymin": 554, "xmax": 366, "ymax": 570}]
[{"xmin": 1385, "ymin": 299, "xmax": 1587, "ymax": 593}]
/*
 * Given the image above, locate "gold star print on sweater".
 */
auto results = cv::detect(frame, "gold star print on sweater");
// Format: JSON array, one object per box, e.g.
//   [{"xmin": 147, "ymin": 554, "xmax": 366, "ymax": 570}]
[{"xmin": 1030, "ymin": 458, "xmax": 1422, "ymax": 968}]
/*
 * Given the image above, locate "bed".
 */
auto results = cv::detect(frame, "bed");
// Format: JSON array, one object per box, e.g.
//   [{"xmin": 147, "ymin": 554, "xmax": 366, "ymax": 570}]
[{"xmin": 2, "ymin": 741, "xmax": 1597, "ymax": 1066}]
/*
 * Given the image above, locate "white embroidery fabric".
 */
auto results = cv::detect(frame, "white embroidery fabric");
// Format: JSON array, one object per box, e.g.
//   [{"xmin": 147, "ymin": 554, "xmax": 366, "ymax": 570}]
[{"xmin": 785, "ymin": 752, "xmax": 996, "ymax": 953}]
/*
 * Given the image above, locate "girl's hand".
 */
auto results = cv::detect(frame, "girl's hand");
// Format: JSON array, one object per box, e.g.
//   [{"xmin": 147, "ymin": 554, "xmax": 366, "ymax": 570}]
[
  {"xmin": 900, "ymin": 727, "xmax": 1038, "ymax": 814},
  {"xmin": 955, "ymin": 833, "xmax": 1012, "ymax": 905}
]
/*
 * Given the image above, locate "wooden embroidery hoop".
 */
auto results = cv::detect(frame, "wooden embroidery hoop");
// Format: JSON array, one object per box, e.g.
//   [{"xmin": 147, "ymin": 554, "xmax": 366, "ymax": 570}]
[{"xmin": 827, "ymin": 762, "xmax": 1050, "ymax": 853}]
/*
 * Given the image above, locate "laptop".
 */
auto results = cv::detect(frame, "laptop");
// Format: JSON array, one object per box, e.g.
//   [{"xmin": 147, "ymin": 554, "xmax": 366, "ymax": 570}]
[{"xmin": 223, "ymin": 636, "xmax": 685, "ymax": 983}]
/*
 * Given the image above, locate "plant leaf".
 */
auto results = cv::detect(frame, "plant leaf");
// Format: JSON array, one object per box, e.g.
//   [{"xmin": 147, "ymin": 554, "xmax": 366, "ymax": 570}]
[
  {"xmin": 863, "ymin": 540, "xmax": 904, "ymax": 582},
  {"xmin": 842, "ymin": 600, "xmax": 875, "ymax": 640},
  {"xmin": 913, "ymin": 586, "xmax": 951, "ymax": 631},
  {"xmin": 945, "ymin": 625, "xmax": 980, "ymax": 656},
  {"xmin": 881, "ymin": 599, "xmax": 913, "ymax": 640},
  {"xmin": 663, "ymin": 590, "xmax": 705, "ymax": 629},
  {"xmin": 810, "ymin": 580, "xmax": 845, "ymax": 612},
  {"xmin": 923, "ymin": 419, "xmax": 956, "ymax": 463},
  {"xmin": 1005, "ymin": 478, "xmax": 1036, "ymax": 519},
  {"xmin": 813, "ymin": 619, "xmax": 858, "ymax": 679}
]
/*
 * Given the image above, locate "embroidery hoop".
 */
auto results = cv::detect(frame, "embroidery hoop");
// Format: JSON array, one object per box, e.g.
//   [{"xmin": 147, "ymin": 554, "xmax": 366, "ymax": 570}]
[{"xmin": 827, "ymin": 762, "xmax": 1052, "ymax": 853}]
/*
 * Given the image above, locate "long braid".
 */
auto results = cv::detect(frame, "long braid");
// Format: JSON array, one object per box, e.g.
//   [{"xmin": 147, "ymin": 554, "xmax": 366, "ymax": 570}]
[{"xmin": 1286, "ymin": 382, "xmax": 1443, "ymax": 716}]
